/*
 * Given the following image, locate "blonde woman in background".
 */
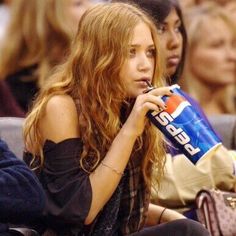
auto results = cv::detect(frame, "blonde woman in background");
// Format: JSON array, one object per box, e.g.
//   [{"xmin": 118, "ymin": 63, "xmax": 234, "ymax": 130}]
[
  {"xmin": 180, "ymin": 2, "xmax": 236, "ymax": 115},
  {"xmin": 37, "ymin": 0, "xmax": 94, "ymax": 88},
  {"xmin": 0, "ymin": 0, "xmax": 40, "ymax": 116},
  {"xmin": 0, "ymin": 0, "xmax": 93, "ymax": 114}
]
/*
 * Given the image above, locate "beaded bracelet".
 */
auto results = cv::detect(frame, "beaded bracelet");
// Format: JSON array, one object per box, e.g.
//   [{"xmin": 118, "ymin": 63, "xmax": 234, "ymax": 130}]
[
  {"xmin": 158, "ymin": 208, "xmax": 167, "ymax": 224},
  {"xmin": 101, "ymin": 161, "xmax": 124, "ymax": 176}
]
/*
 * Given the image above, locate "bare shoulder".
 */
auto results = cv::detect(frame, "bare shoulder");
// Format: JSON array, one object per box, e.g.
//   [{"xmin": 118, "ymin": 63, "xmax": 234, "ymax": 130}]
[{"xmin": 40, "ymin": 94, "xmax": 80, "ymax": 143}]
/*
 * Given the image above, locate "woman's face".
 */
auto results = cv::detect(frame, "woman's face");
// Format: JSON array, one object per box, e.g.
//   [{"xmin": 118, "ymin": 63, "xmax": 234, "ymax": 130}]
[
  {"xmin": 157, "ymin": 8, "xmax": 183, "ymax": 78},
  {"xmin": 189, "ymin": 18, "xmax": 236, "ymax": 86},
  {"xmin": 65, "ymin": 0, "xmax": 93, "ymax": 34},
  {"xmin": 119, "ymin": 22, "xmax": 155, "ymax": 98}
]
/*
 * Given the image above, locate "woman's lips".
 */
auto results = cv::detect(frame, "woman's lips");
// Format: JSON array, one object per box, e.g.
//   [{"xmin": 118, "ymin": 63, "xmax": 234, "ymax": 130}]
[
  {"xmin": 135, "ymin": 79, "xmax": 152, "ymax": 89},
  {"xmin": 167, "ymin": 56, "xmax": 180, "ymax": 67}
]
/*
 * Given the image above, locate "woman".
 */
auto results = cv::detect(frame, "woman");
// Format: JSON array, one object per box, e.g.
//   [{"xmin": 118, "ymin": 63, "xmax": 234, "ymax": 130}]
[
  {"xmin": 181, "ymin": 2, "xmax": 236, "ymax": 115},
  {"xmin": 0, "ymin": 0, "xmax": 93, "ymax": 114},
  {"xmin": 37, "ymin": 0, "xmax": 94, "ymax": 88},
  {"xmin": 23, "ymin": 2, "xmax": 209, "ymax": 235},
  {"xmin": 0, "ymin": 0, "xmax": 42, "ymax": 114}
]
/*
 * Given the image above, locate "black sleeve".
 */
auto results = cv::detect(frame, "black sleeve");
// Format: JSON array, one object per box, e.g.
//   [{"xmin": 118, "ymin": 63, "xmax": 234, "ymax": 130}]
[
  {"xmin": 0, "ymin": 138, "xmax": 45, "ymax": 224},
  {"xmin": 34, "ymin": 138, "xmax": 92, "ymax": 229}
]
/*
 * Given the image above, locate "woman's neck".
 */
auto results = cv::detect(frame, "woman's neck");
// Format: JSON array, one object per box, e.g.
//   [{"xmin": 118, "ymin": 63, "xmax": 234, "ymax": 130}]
[{"xmin": 184, "ymin": 76, "xmax": 234, "ymax": 115}]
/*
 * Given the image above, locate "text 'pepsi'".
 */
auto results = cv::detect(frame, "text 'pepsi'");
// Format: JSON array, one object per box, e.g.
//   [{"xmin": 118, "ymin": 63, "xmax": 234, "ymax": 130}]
[{"xmin": 146, "ymin": 84, "xmax": 221, "ymax": 164}]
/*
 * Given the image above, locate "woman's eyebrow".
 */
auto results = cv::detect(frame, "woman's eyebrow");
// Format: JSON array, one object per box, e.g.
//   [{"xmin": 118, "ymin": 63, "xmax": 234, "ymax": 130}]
[{"xmin": 129, "ymin": 44, "xmax": 155, "ymax": 47}]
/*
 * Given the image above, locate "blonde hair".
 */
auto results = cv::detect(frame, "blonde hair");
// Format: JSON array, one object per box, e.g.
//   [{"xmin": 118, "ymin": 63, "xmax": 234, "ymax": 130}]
[
  {"xmin": 24, "ymin": 2, "xmax": 166, "ymax": 188},
  {"xmin": 0, "ymin": 0, "xmax": 42, "ymax": 80},
  {"xmin": 184, "ymin": 2, "xmax": 236, "ymax": 49},
  {"xmin": 181, "ymin": 2, "xmax": 236, "ymax": 113},
  {"xmin": 0, "ymin": 0, "xmax": 82, "ymax": 86},
  {"xmin": 37, "ymin": 0, "xmax": 79, "ymax": 87}
]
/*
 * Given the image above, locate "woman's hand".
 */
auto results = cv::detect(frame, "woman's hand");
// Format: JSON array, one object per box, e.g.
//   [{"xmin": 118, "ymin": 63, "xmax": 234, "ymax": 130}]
[{"xmin": 123, "ymin": 86, "xmax": 173, "ymax": 137}]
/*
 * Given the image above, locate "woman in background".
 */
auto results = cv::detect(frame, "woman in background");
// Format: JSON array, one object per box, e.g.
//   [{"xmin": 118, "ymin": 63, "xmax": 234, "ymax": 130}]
[
  {"xmin": 181, "ymin": 2, "xmax": 236, "ymax": 115},
  {"xmin": 37, "ymin": 0, "xmax": 94, "ymax": 88},
  {"xmin": 0, "ymin": 0, "xmax": 41, "ymax": 114},
  {"xmin": 0, "ymin": 0, "xmax": 93, "ymax": 114}
]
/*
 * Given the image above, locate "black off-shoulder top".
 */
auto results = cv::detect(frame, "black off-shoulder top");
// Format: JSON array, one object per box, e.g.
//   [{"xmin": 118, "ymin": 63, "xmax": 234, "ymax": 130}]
[{"xmin": 24, "ymin": 138, "xmax": 92, "ymax": 235}]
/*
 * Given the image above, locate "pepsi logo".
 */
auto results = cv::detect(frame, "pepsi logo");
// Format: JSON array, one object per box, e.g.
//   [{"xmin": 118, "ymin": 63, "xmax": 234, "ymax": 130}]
[{"xmin": 165, "ymin": 95, "xmax": 191, "ymax": 119}]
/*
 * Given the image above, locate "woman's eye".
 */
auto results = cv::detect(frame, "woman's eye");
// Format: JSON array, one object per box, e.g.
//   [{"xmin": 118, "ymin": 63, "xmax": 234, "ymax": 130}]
[
  {"xmin": 129, "ymin": 48, "xmax": 136, "ymax": 57},
  {"xmin": 174, "ymin": 26, "xmax": 181, "ymax": 33},
  {"xmin": 157, "ymin": 24, "xmax": 165, "ymax": 34},
  {"xmin": 147, "ymin": 48, "xmax": 156, "ymax": 57},
  {"xmin": 210, "ymin": 40, "xmax": 224, "ymax": 48}
]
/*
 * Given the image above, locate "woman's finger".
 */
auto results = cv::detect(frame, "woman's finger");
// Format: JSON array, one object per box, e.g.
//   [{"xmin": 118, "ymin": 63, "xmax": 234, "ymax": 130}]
[{"xmin": 147, "ymin": 86, "xmax": 173, "ymax": 97}]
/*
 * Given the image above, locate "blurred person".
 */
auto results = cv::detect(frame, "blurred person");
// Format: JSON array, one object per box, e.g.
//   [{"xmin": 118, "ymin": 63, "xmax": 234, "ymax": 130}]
[
  {"xmin": 180, "ymin": 2, "xmax": 236, "ymax": 115},
  {"xmin": 0, "ymin": 0, "xmax": 11, "ymax": 45},
  {"xmin": 226, "ymin": 0, "xmax": 236, "ymax": 108},
  {"xmin": 37, "ymin": 0, "xmax": 94, "ymax": 88},
  {"xmin": 23, "ymin": 2, "xmax": 210, "ymax": 235},
  {"xmin": 0, "ymin": 138, "xmax": 45, "ymax": 235},
  {"xmin": 0, "ymin": 0, "xmax": 43, "ymax": 114},
  {"xmin": 0, "ymin": 0, "xmax": 93, "ymax": 114}
]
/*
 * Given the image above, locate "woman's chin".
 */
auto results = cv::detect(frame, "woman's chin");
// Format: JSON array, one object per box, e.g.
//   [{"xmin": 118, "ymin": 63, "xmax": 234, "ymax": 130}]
[{"xmin": 166, "ymin": 66, "xmax": 177, "ymax": 78}]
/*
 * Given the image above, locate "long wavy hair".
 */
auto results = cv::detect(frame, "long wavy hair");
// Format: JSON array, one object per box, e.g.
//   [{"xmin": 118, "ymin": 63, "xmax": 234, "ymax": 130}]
[{"xmin": 23, "ymin": 2, "xmax": 166, "ymax": 188}]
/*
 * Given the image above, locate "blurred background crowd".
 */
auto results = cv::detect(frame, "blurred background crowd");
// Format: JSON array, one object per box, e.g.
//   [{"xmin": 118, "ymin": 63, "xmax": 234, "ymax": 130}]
[{"xmin": 0, "ymin": 0, "xmax": 235, "ymax": 118}]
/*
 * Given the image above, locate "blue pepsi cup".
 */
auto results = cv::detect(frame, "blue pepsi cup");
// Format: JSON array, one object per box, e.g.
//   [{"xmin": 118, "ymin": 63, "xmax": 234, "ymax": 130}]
[{"xmin": 147, "ymin": 84, "xmax": 221, "ymax": 164}]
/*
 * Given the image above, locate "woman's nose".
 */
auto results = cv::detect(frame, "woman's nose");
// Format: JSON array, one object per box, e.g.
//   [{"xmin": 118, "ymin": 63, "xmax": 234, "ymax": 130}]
[
  {"xmin": 137, "ymin": 54, "xmax": 152, "ymax": 71},
  {"xmin": 226, "ymin": 44, "xmax": 236, "ymax": 62},
  {"xmin": 168, "ymin": 31, "xmax": 181, "ymax": 49}
]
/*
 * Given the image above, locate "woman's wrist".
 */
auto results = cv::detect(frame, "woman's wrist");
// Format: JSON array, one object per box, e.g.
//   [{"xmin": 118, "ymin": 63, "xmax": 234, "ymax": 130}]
[
  {"xmin": 157, "ymin": 208, "xmax": 167, "ymax": 224},
  {"xmin": 157, "ymin": 208, "xmax": 186, "ymax": 224}
]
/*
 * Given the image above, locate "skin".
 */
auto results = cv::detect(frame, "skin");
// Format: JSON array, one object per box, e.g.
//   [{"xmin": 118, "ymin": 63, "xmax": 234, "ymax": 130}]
[
  {"xmin": 189, "ymin": 17, "xmax": 236, "ymax": 87},
  {"xmin": 39, "ymin": 22, "xmax": 183, "ymax": 225},
  {"xmin": 226, "ymin": 2, "xmax": 236, "ymax": 22},
  {"xmin": 120, "ymin": 22, "xmax": 156, "ymax": 98},
  {"xmin": 157, "ymin": 9, "xmax": 183, "ymax": 78}
]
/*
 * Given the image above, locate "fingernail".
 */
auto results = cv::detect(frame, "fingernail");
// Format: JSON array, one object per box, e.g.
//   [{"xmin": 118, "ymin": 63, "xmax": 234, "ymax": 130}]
[{"xmin": 143, "ymin": 87, "xmax": 155, "ymax": 94}]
